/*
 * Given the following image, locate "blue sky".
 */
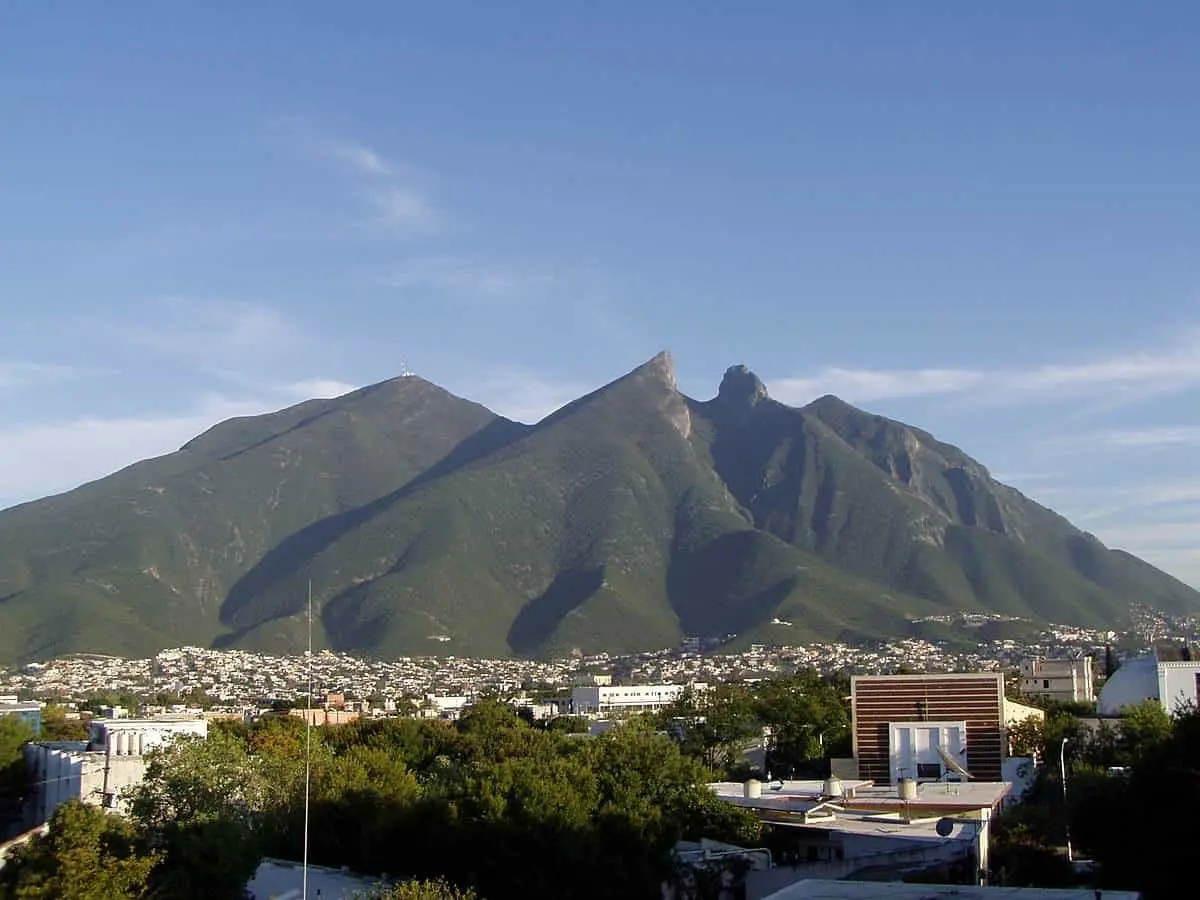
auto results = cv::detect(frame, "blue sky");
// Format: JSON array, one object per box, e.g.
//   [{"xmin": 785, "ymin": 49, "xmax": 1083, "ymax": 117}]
[{"xmin": 2, "ymin": 3, "xmax": 1198, "ymax": 586}]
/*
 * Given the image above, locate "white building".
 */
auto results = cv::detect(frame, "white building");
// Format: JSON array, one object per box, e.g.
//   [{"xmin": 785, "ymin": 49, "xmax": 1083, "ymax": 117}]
[
  {"xmin": 24, "ymin": 715, "xmax": 207, "ymax": 825},
  {"xmin": 1019, "ymin": 656, "xmax": 1095, "ymax": 704},
  {"xmin": 571, "ymin": 682, "xmax": 707, "ymax": 716},
  {"xmin": 708, "ymin": 778, "xmax": 1011, "ymax": 893},
  {"xmin": 1097, "ymin": 645, "xmax": 1200, "ymax": 716},
  {"xmin": 417, "ymin": 694, "xmax": 472, "ymax": 720}
]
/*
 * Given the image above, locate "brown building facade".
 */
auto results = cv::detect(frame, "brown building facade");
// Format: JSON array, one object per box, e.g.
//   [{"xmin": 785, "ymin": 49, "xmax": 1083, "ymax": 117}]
[{"xmin": 851, "ymin": 672, "xmax": 1006, "ymax": 783}]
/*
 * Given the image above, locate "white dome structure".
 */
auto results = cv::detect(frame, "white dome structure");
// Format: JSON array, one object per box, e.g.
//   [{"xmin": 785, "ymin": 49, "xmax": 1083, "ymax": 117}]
[{"xmin": 1097, "ymin": 655, "xmax": 1159, "ymax": 716}]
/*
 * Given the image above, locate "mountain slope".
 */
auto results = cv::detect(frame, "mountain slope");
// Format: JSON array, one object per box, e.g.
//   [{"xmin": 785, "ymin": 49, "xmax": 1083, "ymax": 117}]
[
  {"xmin": 0, "ymin": 377, "xmax": 516, "ymax": 662},
  {"xmin": 0, "ymin": 355, "xmax": 1195, "ymax": 663}
]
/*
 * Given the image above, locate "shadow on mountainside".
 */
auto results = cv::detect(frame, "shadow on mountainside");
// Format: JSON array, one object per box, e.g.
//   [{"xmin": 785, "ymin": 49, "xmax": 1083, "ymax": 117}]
[
  {"xmin": 506, "ymin": 568, "xmax": 605, "ymax": 656},
  {"xmin": 215, "ymin": 418, "xmax": 528, "ymax": 642}
]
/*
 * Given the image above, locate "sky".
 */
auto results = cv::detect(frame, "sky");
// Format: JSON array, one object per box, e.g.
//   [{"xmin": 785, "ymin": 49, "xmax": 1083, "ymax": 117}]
[{"xmin": 2, "ymin": 3, "xmax": 1198, "ymax": 587}]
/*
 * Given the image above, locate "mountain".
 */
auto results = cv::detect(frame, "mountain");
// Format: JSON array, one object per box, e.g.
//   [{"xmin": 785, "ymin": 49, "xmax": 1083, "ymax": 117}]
[{"xmin": 0, "ymin": 354, "xmax": 1195, "ymax": 664}]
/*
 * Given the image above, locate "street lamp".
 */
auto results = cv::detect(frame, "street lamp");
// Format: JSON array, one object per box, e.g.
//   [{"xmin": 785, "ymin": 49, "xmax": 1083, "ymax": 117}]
[{"xmin": 1059, "ymin": 737, "xmax": 1073, "ymax": 863}]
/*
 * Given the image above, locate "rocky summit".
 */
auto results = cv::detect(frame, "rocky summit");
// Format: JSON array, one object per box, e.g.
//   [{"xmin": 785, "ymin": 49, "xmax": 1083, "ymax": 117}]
[{"xmin": 0, "ymin": 353, "xmax": 1196, "ymax": 664}]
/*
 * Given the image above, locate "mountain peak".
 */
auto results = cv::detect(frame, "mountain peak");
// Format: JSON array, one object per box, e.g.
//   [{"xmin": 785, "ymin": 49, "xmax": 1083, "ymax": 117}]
[
  {"xmin": 718, "ymin": 365, "xmax": 769, "ymax": 408},
  {"xmin": 629, "ymin": 350, "xmax": 678, "ymax": 389}
]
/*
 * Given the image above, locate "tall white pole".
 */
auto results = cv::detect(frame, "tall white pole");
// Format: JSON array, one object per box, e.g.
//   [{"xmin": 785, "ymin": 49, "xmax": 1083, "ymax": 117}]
[
  {"xmin": 1059, "ymin": 737, "xmax": 1072, "ymax": 863},
  {"xmin": 302, "ymin": 579, "xmax": 313, "ymax": 899}
]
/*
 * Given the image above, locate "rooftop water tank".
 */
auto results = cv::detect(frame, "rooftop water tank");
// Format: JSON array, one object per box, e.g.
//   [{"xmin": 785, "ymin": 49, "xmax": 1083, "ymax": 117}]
[
  {"xmin": 744, "ymin": 779, "xmax": 762, "ymax": 799},
  {"xmin": 898, "ymin": 777, "xmax": 918, "ymax": 801},
  {"xmin": 823, "ymin": 775, "xmax": 844, "ymax": 798}
]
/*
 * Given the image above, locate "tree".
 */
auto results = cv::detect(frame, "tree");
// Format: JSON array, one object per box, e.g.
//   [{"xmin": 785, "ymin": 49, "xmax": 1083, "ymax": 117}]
[
  {"xmin": 1006, "ymin": 715, "xmax": 1044, "ymax": 760},
  {"xmin": 1115, "ymin": 699, "xmax": 1172, "ymax": 765},
  {"xmin": 39, "ymin": 706, "xmax": 89, "ymax": 742},
  {"xmin": 365, "ymin": 878, "xmax": 480, "ymax": 899},
  {"xmin": 1072, "ymin": 710, "xmax": 1200, "ymax": 898},
  {"xmin": 0, "ymin": 799, "xmax": 158, "ymax": 899},
  {"xmin": 125, "ymin": 731, "xmax": 264, "ymax": 899},
  {"xmin": 0, "ymin": 714, "xmax": 35, "ymax": 819}
]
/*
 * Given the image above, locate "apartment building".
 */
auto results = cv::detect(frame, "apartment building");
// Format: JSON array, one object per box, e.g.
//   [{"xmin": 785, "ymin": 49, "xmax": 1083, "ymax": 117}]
[
  {"xmin": 1019, "ymin": 657, "xmax": 1095, "ymax": 704},
  {"xmin": 24, "ymin": 715, "xmax": 208, "ymax": 824},
  {"xmin": 570, "ymin": 682, "xmax": 707, "ymax": 716}
]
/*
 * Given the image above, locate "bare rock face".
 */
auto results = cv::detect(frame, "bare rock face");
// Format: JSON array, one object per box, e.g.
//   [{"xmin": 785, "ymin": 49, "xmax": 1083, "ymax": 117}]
[{"xmin": 717, "ymin": 365, "xmax": 769, "ymax": 410}]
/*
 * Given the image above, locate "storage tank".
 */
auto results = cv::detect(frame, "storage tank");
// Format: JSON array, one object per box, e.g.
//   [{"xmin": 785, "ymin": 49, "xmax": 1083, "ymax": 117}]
[
  {"xmin": 822, "ymin": 775, "xmax": 844, "ymax": 799},
  {"xmin": 898, "ymin": 777, "xmax": 918, "ymax": 801},
  {"xmin": 744, "ymin": 779, "xmax": 762, "ymax": 799}
]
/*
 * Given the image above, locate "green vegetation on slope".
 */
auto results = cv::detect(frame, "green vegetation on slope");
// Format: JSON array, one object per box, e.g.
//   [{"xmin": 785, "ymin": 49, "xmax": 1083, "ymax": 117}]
[{"xmin": 0, "ymin": 354, "xmax": 1195, "ymax": 663}]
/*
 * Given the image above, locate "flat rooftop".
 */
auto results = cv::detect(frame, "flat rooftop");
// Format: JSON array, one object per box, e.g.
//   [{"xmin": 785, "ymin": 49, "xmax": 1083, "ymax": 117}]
[
  {"xmin": 246, "ymin": 859, "xmax": 379, "ymax": 900},
  {"xmin": 709, "ymin": 779, "xmax": 1012, "ymax": 820},
  {"xmin": 763, "ymin": 880, "xmax": 1139, "ymax": 900}
]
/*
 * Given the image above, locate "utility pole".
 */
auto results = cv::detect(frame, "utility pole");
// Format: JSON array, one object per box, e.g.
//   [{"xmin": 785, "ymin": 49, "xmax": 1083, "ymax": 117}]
[{"xmin": 1059, "ymin": 737, "xmax": 1073, "ymax": 863}]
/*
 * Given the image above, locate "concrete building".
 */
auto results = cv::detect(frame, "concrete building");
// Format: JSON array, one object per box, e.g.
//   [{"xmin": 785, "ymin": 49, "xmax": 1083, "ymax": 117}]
[
  {"xmin": 848, "ymin": 673, "xmax": 1038, "ymax": 784},
  {"xmin": 246, "ymin": 858, "xmax": 380, "ymax": 899},
  {"xmin": 1098, "ymin": 644, "xmax": 1200, "ymax": 716},
  {"xmin": 417, "ymin": 694, "xmax": 473, "ymax": 720},
  {"xmin": 571, "ymin": 682, "xmax": 706, "ymax": 716},
  {"xmin": 24, "ymin": 715, "xmax": 207, "ymax": 825},
  {"xmin": 0, "ymin": 702, "xmax": 42, "ymax": 737},
  {"xmin": 288, "ymin": 707, "xmax": 360, "ymax": 726},
  {"xmin": 709, "ymin": 778, "xmax": 1011, "ymax": 894},
  {"xmin": 1019, "ymin": 656, "xmax": 1095, "ymax": 704}
]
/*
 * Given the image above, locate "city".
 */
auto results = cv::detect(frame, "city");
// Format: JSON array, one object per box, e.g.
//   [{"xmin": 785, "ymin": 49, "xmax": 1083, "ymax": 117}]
[{"xmin": 1, "ymin": 615, "xmax": 1165, "ymax": 710}]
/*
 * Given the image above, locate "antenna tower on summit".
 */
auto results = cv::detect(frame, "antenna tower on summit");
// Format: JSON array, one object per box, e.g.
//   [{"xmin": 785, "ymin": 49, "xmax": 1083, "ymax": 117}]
[{"xmin": 399, "ymin": 357, "xmax": 414, "ymax": 377}]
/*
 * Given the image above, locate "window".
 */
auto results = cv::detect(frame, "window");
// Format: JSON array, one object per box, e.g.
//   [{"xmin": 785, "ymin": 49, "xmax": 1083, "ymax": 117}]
[
  {"xmin": 1043, "ymin": 680, "xmax": 1050, "ymax": 689},
  {"xmin": 916, "ymin": 763, "xmax": 942, "ymax": 780}
]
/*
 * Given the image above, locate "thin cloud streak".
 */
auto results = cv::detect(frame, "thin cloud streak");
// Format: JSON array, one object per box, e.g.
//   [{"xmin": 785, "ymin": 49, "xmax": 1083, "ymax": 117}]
[
  {"xmin": 0, "ymin": 361, "xmax": 81, "ymax": 390},
  {"xmin": 319, "ymin": 139, "xmax": 393, "ymax": 177},
  {"xmin": 0, "ymin": 394, "xmax": 265, "ymax": 510},
  {"xmin": 288, "ymin": 122, "xmax": 440, "ymax": 234},
  {"xmin": 1098, "ymin": 426, "xmax": 1200, "ymax": 448},
  {"xmin": 0, "ymin": 376, "xmax": 362, "ymax": 511},
  {"xmin": 452, "ymin": 370, "xmax": 594, "ymax": 424},
  {"xmin": 366, "ymin": 185, "xmax": 438, "ymax": 233},
  {"xmin": 773, "ymin": 328, "xmax": 1200, "ymax": 405},
  {"xmin": 284, "ymin": 378, "xmax": 359, "ymax": 400},
  {"xmin": 381, "ymin": 257, "xmax": 557, "ymax": 298},
  {"xmin": 98, "ymin": 298, "xmax": 304, "ymax": 365}
]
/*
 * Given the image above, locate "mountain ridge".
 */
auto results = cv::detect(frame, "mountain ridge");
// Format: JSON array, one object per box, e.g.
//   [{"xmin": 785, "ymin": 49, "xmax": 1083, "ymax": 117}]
[{"xmin": 0, "ymin": 355, "xmax": 1194, "ymax": 664}]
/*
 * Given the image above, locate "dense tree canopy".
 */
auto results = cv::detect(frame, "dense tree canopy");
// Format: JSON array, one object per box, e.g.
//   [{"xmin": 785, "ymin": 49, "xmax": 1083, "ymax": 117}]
[
  {"xmin": 0, "ymin": 800, "xmax": 158, "ymax": 900},
  {"xmin": 2, "ymin": 701, "xmax": 759, "ymax": 899}
]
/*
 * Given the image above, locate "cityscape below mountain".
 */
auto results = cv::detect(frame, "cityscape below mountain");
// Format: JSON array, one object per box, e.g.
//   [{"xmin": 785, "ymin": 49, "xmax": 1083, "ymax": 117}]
[{"xmin": 0, "ymin": 353, "xmax": 1196, "ymax": 667}]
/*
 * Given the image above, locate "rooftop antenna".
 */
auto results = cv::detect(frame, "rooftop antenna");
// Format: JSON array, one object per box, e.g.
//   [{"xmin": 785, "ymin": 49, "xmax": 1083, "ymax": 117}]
[{"xmin": 302, "ymin": 579, "xmax": 313, "ymax": 899}]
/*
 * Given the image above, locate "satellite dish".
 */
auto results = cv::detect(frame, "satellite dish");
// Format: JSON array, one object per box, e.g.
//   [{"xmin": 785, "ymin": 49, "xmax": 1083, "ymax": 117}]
[
  {"xmin": 935, "ymin": 817, "xmax": 955, "ymax": 837},
  {"xmin": 936, "ymin": 745, "xmax": 973, "ymax": 780}
]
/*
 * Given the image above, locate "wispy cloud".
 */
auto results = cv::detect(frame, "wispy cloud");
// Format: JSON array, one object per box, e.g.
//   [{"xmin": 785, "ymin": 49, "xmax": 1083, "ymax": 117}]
[
  {"xmin": 775, "ymin": 367, "xmax": 984, "ymax": 402},
  {"xmin": 0, "ymin": 394, "xmax": 266, "ymax": 510},
  {"xmin": 1096, "ymin": 426, "xmax": 1200, "ymax": 449},
  {"xmin": 317, "ymin": 139, "xmax": 393, "ymax": 177},
  {"xmin": 0, "ymin": 374, "xmax": 364, "ymax": 511},
  {"xmin": 773, "ymin": 328, "xmax": 1200, "ymax": 405},
  {"xmin": 0, "ymin": 361, "xmax": 81, "ymax": 391},
  {"xmin": 282, "ymin": 120, "xmax": 440, "ymax": 235},
  {"xmin": 380, "ymin": 257, "xmax": 558, "ymax": 298},
  {"xmin": 452, "ymin": 370, "xmax": 593, "ymax": 424},
  {"xmin": 98, "ymin": 298, "xmax": 303, "ymax": 365},
  {"xmin": 283, "ymin": 378, "xmax": 359, "ymax": 400},
  {"xmin": 365, "ymin": 186, "xmax": 438, "ymax": 233}
]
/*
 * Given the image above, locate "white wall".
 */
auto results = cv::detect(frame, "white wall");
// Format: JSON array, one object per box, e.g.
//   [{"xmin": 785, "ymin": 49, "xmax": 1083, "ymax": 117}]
[
  {"xmin": 1157, "ymin": 662, "xmax": 1200, "ymax": 714},
  {"xmin": 888, "ymin": 721, "xmax": 968, "ymax": 782}
]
